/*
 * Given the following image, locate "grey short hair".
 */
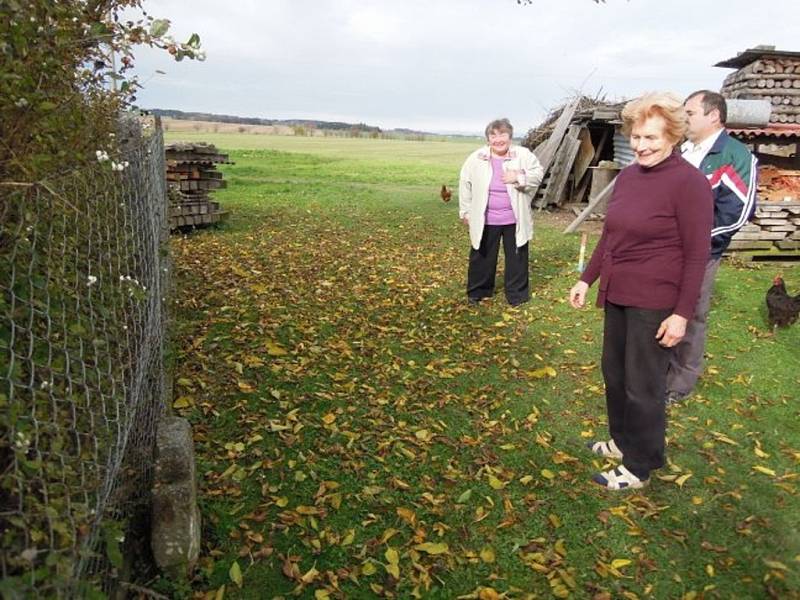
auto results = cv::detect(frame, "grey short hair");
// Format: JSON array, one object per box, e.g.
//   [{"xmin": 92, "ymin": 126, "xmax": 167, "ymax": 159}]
[{"xmin": 485, "ymin": 118, "xmax": 513, "ymax": 139}]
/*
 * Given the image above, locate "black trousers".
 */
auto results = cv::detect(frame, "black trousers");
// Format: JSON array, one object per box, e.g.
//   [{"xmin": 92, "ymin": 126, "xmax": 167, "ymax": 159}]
[
  {"xmin": 467, "ymin": 224, "xmax": 529, "ymax": 305},
  {"xmin": 602, "ymin": 302, "xmax": 673, "ymax": 479}
]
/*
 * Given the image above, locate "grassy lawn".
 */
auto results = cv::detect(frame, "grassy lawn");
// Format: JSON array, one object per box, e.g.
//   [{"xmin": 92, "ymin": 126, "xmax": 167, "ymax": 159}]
[{"xmin": 164, "ymin": 133, "xmax": 800, "ymax": 599}]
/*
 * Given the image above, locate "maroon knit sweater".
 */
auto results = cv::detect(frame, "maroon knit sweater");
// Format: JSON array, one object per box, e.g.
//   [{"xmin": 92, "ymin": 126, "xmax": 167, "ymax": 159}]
[{"xmin": 580, "ymin": 152, "xmax": 713, "ymax": 319}]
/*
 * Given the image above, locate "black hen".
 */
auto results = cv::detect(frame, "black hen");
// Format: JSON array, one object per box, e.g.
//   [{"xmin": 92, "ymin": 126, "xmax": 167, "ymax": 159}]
[{"xmin": 766, "ymin": 275, "xmax": 800, "ymax": 329}]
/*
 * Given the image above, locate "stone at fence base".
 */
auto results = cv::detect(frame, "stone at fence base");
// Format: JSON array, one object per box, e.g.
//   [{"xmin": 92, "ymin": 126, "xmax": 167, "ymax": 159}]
[{"xmin": 151, "ymin": 417, "xmax": 201, "ymax": 577}]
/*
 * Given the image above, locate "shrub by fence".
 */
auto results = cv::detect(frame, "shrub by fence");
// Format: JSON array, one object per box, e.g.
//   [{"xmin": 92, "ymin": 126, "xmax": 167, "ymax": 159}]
[{"xmin": 1, "ymin": 117, "xmax": 170, "ymax": 597}]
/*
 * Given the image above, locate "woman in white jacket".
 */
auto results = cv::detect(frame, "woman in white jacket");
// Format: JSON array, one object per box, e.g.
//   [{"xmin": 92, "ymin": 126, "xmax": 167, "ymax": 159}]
[{"xmin": 459, "ymin": 118, "xmax": 544, "ymax": 306}]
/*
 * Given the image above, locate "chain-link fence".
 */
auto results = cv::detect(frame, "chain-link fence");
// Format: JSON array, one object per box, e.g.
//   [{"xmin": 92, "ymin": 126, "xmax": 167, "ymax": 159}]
[{"xmin": 1, "ymin": 116, "xmax": 170, "ymax": 597}]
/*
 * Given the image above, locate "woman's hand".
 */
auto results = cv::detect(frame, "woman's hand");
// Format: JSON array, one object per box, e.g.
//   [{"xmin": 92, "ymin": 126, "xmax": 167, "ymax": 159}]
[
  {"xmin": 461, "ymin": 215, "xmax": 469, "ymax": 227},
  {"xmin": 656, "ymin": 314, "xmax": 688, "ymax": 347},
  {"xmin": 569, "ymin": 281, "xmax": 589, "ymax": 308},
  {"xmin": 502, "ymin": 169, "xmax": 520, "ymax": 185}
]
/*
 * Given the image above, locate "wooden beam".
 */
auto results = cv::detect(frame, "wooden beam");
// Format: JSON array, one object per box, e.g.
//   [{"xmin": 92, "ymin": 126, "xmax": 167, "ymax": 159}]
[
  {"xmin": 534, "ymin": 98, "xmax": 581, "ymax": 174},
  {"xmin": 563, "ymin": 179, "xmax": 616, "ymax": 234},
  {"xmin": 540, "ymin": 125, "xmax": 582, "ymax": 207}
]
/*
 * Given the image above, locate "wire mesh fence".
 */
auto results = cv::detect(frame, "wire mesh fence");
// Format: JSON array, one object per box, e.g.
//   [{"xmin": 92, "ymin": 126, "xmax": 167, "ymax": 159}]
[{"xmin": 1, "ymin": 116, "xmax": 170, "ymax": 597}]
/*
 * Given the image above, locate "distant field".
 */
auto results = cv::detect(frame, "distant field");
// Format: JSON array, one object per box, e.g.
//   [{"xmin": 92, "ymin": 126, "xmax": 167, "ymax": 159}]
[{"xmin": 164, "ymin": 130, "xmax": 481, "ymax": 167}]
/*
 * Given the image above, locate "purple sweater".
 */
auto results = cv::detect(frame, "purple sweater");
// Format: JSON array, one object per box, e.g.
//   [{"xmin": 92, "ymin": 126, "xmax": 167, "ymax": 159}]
[
  {"xmin": 580, "ymin": 152, "xmax": 713, "ymax": 319},
  {"xmin": 486, "ymin": 157, "xmax": 516, "ymax": 225}
]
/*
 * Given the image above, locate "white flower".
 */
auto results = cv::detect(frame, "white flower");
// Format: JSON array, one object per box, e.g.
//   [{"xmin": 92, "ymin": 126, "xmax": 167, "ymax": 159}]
[
  {"xmin": 96, "ymin": 150, "xmax": 109, "ymax": 162},
  {"xmin": 14, "ymin": 431, "xmax": 31, "ymax": 451},
  {"xmin": 39, "ymin": 381, "xmax": 50, "ymax": 390},
  {"xmin": 15, "ymin": 97, "xmax": 28, "ymax": 108},
  {"xmin": 20, "ymin": 548, "xmax": 37, "ymax": 562},
  {"xmin": 87, "ymin": 275, "xmax": 97, "ymax": 287},
  {"xmin": 196, "ymin": 50, "xmax": 207, "ymax": 61}
]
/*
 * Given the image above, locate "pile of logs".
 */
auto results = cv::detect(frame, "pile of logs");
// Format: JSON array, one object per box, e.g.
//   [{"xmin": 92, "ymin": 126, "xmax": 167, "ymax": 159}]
[
  {"xmin": 721, "ymin": 57, "xmax": 800, "ymax": 124},
  {"xmin": 729, "ymin": 201, "xmax": 800, "ymax": 253},
  {"xmin": 165, "ymin": 142, "xmax": 230, "ymax": 230}
]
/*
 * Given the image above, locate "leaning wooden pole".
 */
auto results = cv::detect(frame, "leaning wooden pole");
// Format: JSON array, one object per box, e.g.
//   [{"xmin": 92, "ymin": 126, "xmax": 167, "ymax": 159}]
[{"xmin": 563, "ymin": 180, "xmax": 616, "ymax": 234}]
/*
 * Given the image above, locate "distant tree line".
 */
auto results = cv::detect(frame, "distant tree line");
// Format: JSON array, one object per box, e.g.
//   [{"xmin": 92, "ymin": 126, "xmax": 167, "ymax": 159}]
[{"xmin": 150, "ymin": 109, "xmax": 383, "ymax": 133}]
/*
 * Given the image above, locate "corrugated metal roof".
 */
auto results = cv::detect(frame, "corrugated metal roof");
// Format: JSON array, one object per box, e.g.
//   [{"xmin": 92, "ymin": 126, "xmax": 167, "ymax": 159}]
[{"xmin": 728, "ymin": 125, "xmax": 800, "ymax": 141}]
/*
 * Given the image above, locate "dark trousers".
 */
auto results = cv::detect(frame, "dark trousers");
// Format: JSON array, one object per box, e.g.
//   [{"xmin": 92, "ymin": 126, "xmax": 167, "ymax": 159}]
[
  {"xmin": 467, "ymin": 224, "xmax": 529, "ymax": 305},
  {"xmin": 602, "ymin": 302, "xmax": 673, "ymax": 479}
]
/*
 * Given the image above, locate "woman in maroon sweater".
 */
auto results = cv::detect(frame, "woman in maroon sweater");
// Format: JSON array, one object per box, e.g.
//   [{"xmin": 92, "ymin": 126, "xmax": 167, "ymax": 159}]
[{"xmin": 569, "ymin": 92, "xmax": 713, "ymax": 490}]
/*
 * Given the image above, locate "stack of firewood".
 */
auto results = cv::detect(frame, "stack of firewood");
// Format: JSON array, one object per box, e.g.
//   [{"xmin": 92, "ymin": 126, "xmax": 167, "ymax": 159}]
[
  {"xmin": 721, "ymin": 58, "xmax": 800, "ymax": 124},
  {"xmin": 165, "ymin": 142, "xmax": 231, "ymax": 230}
]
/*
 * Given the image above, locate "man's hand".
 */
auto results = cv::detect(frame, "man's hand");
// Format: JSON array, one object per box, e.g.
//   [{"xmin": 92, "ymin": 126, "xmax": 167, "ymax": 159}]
[
  {"xmin": 569, "ymin": 281, "xmax": 589, "ymax": 309},
  {"xmin": 656, "ymin": 314, "xmax": 688, "ymax": 347}
]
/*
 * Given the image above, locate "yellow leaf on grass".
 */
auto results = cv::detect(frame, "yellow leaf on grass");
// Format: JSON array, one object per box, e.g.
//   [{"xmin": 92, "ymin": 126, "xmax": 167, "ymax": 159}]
[
  {"xmin": 754, "ymin": 446, "xmax": 770, "ymax": 459},
  {"xmin": 541, "ymin": 469, "xmax": 556, "ymax": 480},
  {"xmin": 342, "ymin": 530, "xmax": 355, "ymax": 546},
  {"xmin": 548, "ymin": 514, "xmax": 562, "ymax": 528},
  {"xmin": 361, "ymin": 561, "xmax": 377, "ymax": 576},
  {"xmin": 611, "ymin": 559, "xmax": 632, "ymax": 569},
  {"xmin": 266, "ymin": 341, "xmax": 288, "ymax": 356},
  {"xmin": 691, "ymin": 496, "xmax": 704, "ymax": 505},
  {"xmin": 415, "ymin": 429, "xmax": 433, "ymax": 441},
  {"xmin": 296, "ymin": 506, "xmax": 321, "ymax": 515},
  {"xmin": 315, "ymin": 590, "xmax": 330, "ymax": 600},
  {"xmin": 705, "ymin": 564, "xmax": 715, "ymax": 577},
  {"xmin": 414, "ymin": 542, "xmax": 450, "ymax": 555},
  {"xmin": 488, "ymin": 475, "xmax": 506, "ymax": 490},
  {"xmin": 229, "ymin": 561, "xmax": 243, "ymax": 588},
  {"xmin": 752, "ymin": 465, "xmax": 777, "ymax": 477},
  {"xmin": 519, "ymin": 475, "xmax": 534, "ymax": 485},
  {"xmin": 397, "ymin": 507, "xmax": 416, "ymax": 525},
  {"xmin": 214, "ymin": 585, "xmax": 225, "ymax": 600},
  {"xmin": 237, "ymin": 381, "xmax": 255, "ymax": 393},
  {"xmin": 764, "ymin": 559, "xmax": 789, "ymax": 571},
  {"xmin": 478, "ymin": 588, "xmax": 501, "ymax": 600},
  {"xmin": 322, "ymin": 413, "xmax": 336, "ymax": 425},
  {"xmin": 380, "ymin": 528, "xmax": 399, "ymax": 544},
  {"xmin": 172, "ymin": 396, "xmax": 193, "ymax": 409},
  {"xmin": 275, "ymin": 496, "xmax": 288, "ymax": 507},
  {"xmin": 711, "ymin": 431, "xmax": 738, "ymax": 446},
  {"xmin": 385, "ymin": 547, "xmax": 400, "ymax": 578},
  {"xmin": 528, "ymin": 366, "xmax": 557, "ymax": 379},
  {"xmin": 480, "ymin": 546, "xmax": 496, "ymax": 563},
  {"xmin": 675, "ymin": 473, "xmax": 692, "ymax": 488},
  {"xmin": 456, "ymin": 489, "xmax": 473, "ymax": 503},
  {"xmin": 301, "ymin": 565, "xmax": 319, "ymax": 583}
]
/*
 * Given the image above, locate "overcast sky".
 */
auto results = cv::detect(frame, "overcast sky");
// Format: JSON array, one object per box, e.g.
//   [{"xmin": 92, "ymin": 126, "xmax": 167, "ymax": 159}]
[{"xmin": 130, "ymin": 0, "xmax": 800, "ymax": 135}]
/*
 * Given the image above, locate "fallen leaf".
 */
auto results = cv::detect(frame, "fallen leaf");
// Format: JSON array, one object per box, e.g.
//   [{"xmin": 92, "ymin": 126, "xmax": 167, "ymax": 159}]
[
  {"xmin": 229, "ymin": 561, "xmax": 243, "ymax": 588},
  {"xmin": 414, "ymin": 542, "xmax": 449, "ymax": 555}
]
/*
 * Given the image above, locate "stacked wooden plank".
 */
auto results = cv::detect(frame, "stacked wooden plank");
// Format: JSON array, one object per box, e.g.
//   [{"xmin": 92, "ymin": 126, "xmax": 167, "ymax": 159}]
[
  {"xmin": 165, "ymin": 142, "xmax": 231, "ymax": 229},
  {"xmin": 720, "ymin": 57, "xmax": 800, "ymax": 124},
  {"xmin": 729, "ymin": 201, "xmax": 800, "ymax": 253}
]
